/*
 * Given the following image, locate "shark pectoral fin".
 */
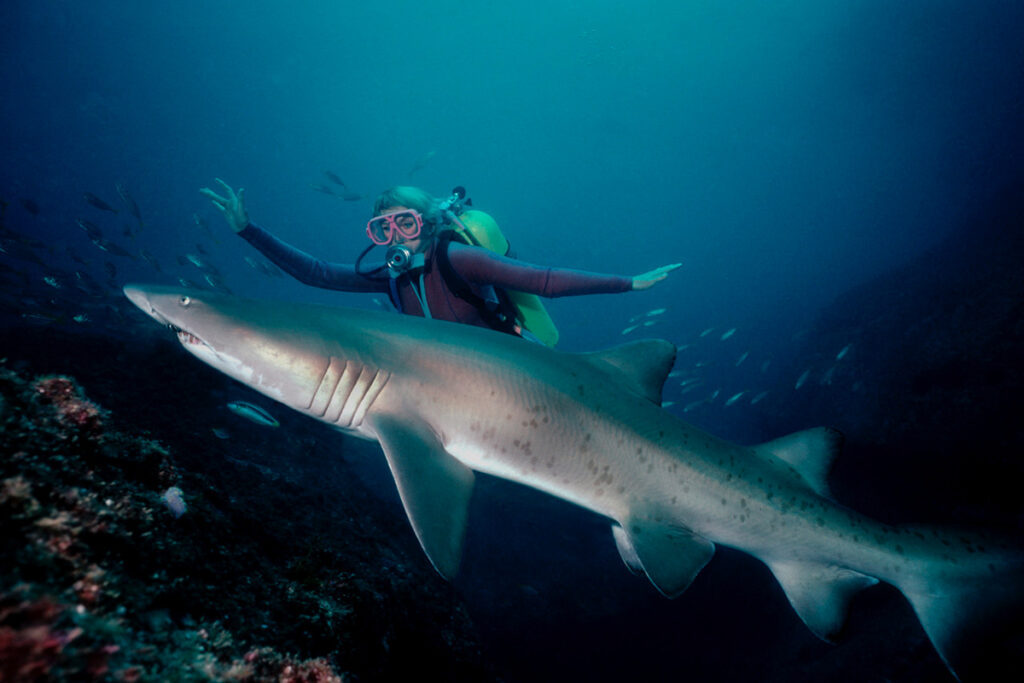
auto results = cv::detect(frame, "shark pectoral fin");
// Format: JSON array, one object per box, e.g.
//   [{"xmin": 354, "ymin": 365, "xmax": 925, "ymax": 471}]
[
  {"xmin": 766, "ymin": 559, "xmax": 879, "ymax": 642},
  {"xmin": 578, "ymin": 339, "xmax": 677, "ymax": 404},
  {"xmin": 369, "ymin": 414, "xmax": 475, "ymax": 581},
  {"xmin": 613, "ymin": 520, "xmax": 715, "ymax": 598}
]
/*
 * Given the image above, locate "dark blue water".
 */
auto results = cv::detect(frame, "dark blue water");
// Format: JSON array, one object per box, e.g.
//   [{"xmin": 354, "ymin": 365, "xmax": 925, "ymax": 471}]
[{"xmin": 3, "ymin": 1, "xmax": 1023, "ymax": 681}]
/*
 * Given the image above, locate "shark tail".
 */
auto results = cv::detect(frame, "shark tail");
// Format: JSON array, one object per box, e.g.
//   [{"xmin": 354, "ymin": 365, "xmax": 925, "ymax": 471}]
[
  {"xmin": 766, "ymin": 530, "xmax": 1024, "ymax": 681},
  {"xmin": 895, "ymin": 533, "xmax": 1024, "ymax": 681},
  {"xmin": 753, "ymin": 428, "xmax": 1024, "ymax": 679}
]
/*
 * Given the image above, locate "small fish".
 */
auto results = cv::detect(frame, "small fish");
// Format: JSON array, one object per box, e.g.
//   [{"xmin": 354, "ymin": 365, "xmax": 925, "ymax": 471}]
[
  {"xmin": 244, "ymin": 256, "xmax": 273, "ymax": 274},
  {"xmin": 679, "ymin": 377, "xmax": 701, "ymax": 387},
  {"xmin": 66, "ymin": 248, "xmax": 91, "ymax": 266},
  {"xmin": 621, "ymin": 324, "xmax": 639, "ymax": 335},
  {"xmin": 646, "ymin": 308, "xmax": 667, "ymax": 317},
  {"xmin": 193, "ymin": 213, "xmax": 211, "ymax": 234},
  {"xmin": 92, "ymin": 238, "xmax": 135, "ymax": 258},
  {"xmin": 642, "ymin": 320, "xmax": 657, "ymax": 327},
  {"xmin": 204, "ymin": 273, "xmax": 232, "ymax": 293},
  {"xmin": 760, "ymin": 360, "xmax": 771, "ymax": 373},
  {"xmin": 227, "ymin": 400, "xmax": 280, "ymax": 427},
  {"xmin": 43, "ymin": 276, "xmax": 61, "ymax": 289},
  {"xmin": 20, "ymin": 198, "xmax": 40, "ymax": 216},
  {"xmin": 83, "ymin": 192, "xmax": 118, "ymax": 213},
  {"xmin": 724, "ymin": 391, "xmax": 745, "ymax": 407},
  {"xmin": 311, "ymin": 184, "xmax": 337, "ymax": 195},
  {"xmin": 720, "ymin": 328, "xmax": 736, "ymax": 340},
  {"xmin": 21, "ymin": 312, "xmax": 62, "ymax": 325},
  {"xmin": 795, "ymin": 369, "xmax": 811, "ymax": 390},
  {"xmin": 683, "ymin": 399, "xmax": 706, "ymax": 413},
  {"xmin": 161, "ymin": 486, "xmax": 187, "ymax": 518},
  {"xmin": 323, "ymin": 170, "xmax": 346, "ymax": 186},
  {"xmin": 186, "ymin": 253, "xmax": 221, "ymax": 276},
  {"xmin": 73, "ymin": 270, "xmax": 103, "ymax": 296},
  {"xmin": 115, "ymin": 182, "xmax": 143, "ymax": 227},
  {"xmin": 195, "ymin": 243, "xmax": 209, "ymax": 256},
  {"xmin": 211, "ymin": 427, "xmax": 230, "ymax": 439},
  {"xmin": 258, "ymin": 261, "xmax": 284, "ymax": 277},
  {"xmin": 679, "ymin": 383, "xmax": 702, "ymax": 395},
  {"xmin": 819, "ymin": 366, "xmax": 836, "ymax": 386},
  {"xmin": 699, "ymin": 327, "xmax": 714, "ymax": 338},
  {"xmin": 76, "ymin": 218, "xmax": 103, "ymax": 241},
  {"xmin": 193, "ymin": 213, "xmax": 220, "ymax": 244},
  {"xmin": 750, "ymin": 390, "xmax": 769, "ymax": 405},
  {"xmin": 661, "ymin": 401, "xmax": 676, "ymax": 408},
  {"xmin": 668, "ymin": 370, "xmax": 682, "ymax": 378},
  {"xmin": 408, "ymin": 149, "xmax": 436, "ymax": 176},
  {"xmin": 73, "ymin": 314, "xmax": 90, "ymax": 324},
  {"xmin": 140, "ymin": 248, "xmax": 162, "ymax": 272},
  {"xmin": 836, "ymin": 344, "xmax": 853, "ymax": 361},
  {"xmin": 735, "ymin": 351, "xmax": 749, "ymax": 367}
]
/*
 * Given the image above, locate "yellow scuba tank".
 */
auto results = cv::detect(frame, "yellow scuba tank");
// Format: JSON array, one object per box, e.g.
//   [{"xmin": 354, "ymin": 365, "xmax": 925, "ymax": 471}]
[{"xmin": 452, "ymin": 209, "xmax": 560, "ymax": 347}]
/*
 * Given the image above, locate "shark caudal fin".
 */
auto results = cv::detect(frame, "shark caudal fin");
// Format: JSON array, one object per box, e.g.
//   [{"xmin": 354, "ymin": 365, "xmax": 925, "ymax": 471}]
[{"xmin": 899, "ymin": 540, "xmax": 1024, "ymax": 681}]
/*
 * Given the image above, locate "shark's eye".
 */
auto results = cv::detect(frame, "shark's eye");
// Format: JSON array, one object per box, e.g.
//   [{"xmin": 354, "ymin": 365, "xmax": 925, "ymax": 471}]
[{"xmin": 179, "ymin": 296, "xmax": 192, "ymax": 307}]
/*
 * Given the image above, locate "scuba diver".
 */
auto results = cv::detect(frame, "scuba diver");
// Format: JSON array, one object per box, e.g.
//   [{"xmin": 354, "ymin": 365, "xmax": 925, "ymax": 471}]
[{"xmin": 199, "ymin": 179, "xmax": 680, "ymax": 346}]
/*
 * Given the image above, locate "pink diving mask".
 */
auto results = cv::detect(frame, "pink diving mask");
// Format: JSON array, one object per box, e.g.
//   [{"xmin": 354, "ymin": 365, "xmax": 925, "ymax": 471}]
[{"xmin": 366, "ymin": 209, "xmax": 424, "ymax": 245}]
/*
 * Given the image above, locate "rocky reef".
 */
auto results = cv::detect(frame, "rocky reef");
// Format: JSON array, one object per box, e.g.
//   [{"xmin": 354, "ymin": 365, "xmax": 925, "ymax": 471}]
[{"xmin": 0, "ymin": 363, "xmax": 495, "ymax": 682}]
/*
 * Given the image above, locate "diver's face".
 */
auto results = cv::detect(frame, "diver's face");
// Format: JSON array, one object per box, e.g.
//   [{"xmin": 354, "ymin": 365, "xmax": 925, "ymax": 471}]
[{"xmin": 380, "ymin": 206, "xmax": 425, "ymax": 252}]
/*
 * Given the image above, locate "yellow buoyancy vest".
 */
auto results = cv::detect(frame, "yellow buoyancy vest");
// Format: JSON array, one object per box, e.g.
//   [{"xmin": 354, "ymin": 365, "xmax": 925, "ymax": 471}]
[{"xmin": 451, "ymin": 209, "xmax": 559, "ymax": 347}]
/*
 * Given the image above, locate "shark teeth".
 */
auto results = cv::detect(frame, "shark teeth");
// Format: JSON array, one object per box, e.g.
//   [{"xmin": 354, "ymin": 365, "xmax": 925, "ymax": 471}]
[{"xmin": 168, "ymin": 324, "xmax": 203, "ymax": 347}]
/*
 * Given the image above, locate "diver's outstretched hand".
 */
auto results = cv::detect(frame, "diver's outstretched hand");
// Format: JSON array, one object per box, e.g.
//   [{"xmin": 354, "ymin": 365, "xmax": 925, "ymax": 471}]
[
  {"xmin": 199, "ymin": 178, "xmax": 249, "ymax": 233},
  {"xmin": 632, "ymin": 263, "xmax": 681, "ymax": 291}
]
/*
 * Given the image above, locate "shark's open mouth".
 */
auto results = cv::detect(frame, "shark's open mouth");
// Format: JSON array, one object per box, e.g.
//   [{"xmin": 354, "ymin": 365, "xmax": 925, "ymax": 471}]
[{"xmin": 169, "ymin": 324, "xmax": 205, "ymax": 348}]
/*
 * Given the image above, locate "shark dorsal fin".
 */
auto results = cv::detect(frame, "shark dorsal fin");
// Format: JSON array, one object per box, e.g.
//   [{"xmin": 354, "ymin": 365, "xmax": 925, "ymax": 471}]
[
  {"xmin": 578, "ymin": 340, "xmax": 677, "ymax": 404},
  {"xmin": 754, "ymin": 427, "xmax": 844, "ymax": 498}
]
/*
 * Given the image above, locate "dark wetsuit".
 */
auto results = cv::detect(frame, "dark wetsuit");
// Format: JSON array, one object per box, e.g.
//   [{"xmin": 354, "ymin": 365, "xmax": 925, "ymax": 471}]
[{"xmin": 240, "ymin": 223, "xmax": 632, "ymax": 331}]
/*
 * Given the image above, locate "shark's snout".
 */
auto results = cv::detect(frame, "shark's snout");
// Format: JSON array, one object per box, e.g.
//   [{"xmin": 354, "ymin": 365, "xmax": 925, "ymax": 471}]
[
  {"xmin": 123, "ymin": 284, "xmax": 148, "ymax": 311},
  {"xmin": 123, "ymin": 284, "xmax": 168, "ymax": 325}
]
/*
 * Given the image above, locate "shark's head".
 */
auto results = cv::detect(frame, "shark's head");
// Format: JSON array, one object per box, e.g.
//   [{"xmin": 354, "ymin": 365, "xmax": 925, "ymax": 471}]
[{"xmin": 123, "ymin": 283, "xmax": 354, "ymax": 408}]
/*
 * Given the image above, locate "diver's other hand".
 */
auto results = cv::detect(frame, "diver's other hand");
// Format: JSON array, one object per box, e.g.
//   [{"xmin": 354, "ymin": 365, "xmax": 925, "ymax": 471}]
[
  {"xmin": 632, "ymin": 263, "xmax": 681, "ymax": 291},
  {"xmin": 199, "ymin": 178, "xmax": 249, "ymax": 233}
]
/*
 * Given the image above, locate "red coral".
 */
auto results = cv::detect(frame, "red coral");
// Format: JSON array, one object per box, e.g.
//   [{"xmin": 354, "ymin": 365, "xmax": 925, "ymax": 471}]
[
  {"xmin": 0, "ymin": 595, "xmax": 75, "ymax": 681},
  {"xmin": 32, "ymin": 376, "xmax": 106, "ymax": 435},
  {"xmin": 277, "ymin": 658, "xmax": 345, "ymax": 683},
  {"xmin": 0, "ymin": 592, "xmax": 122, "ymax": 682}
]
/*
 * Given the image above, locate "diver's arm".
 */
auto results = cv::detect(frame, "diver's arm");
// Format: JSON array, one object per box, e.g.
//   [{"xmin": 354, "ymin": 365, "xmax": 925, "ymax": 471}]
[
  {"xmin": 447, "ymin": 243, "xmax": 634, "ymax": 297},
  {"xmin": 239, "ymin": 223, "xmax": 385, "ymax": 292}
]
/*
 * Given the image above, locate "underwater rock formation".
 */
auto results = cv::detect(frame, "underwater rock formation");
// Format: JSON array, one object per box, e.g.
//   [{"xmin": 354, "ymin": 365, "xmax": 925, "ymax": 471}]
[{"xmin": 0, "ymin": 366, "xmax": 495, "ymax": 682}]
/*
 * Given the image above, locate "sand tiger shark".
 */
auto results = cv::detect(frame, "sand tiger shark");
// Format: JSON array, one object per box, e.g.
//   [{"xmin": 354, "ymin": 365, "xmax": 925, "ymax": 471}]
[{"xmin": 123, "ymin": 284, "xmax": 1022, "ymax": 681}]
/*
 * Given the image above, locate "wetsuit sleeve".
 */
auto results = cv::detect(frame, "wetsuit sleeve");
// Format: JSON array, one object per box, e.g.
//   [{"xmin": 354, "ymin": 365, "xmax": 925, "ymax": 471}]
[
  {"xmin": 238, "ymin": 223, "xmax": 386, "ymax": 292},
  {"xmin": 446, "ymin": 243, "xmax": 633, "ymax": 297}
]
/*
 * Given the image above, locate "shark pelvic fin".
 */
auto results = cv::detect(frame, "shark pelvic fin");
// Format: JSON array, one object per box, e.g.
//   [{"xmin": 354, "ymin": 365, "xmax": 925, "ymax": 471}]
[
  {"xmin": 369, "ymin": 414, "xmax": 475, "ymax": 580},
  {"xmin": 579, "ymin": 339, "xmax": 677, "ymax": 404},
  {"xmin": 766, "ymin": 559, "xmax": 878, "ymax": 642},
  {"xmin": 754, "ymin": 427, "xmax": 843, "ymax": 498},
  {"xmin": 612, "ymin": 520, "xmax": 715, "ymax": 598}
]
